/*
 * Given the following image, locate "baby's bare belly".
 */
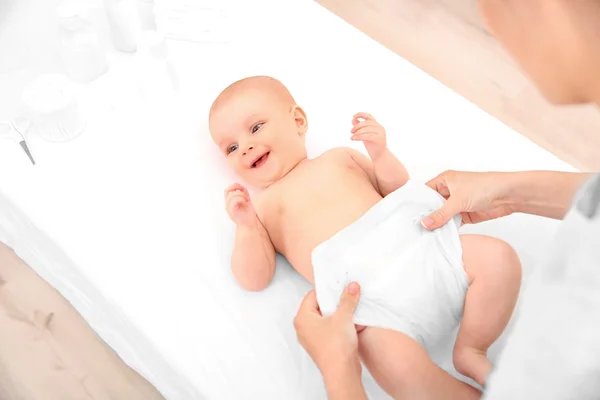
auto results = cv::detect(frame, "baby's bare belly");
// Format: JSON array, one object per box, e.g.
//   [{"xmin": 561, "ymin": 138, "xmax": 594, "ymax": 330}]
[{"xmin": 278, "ymin": 196, "xmax": 382, "ymax": 283}]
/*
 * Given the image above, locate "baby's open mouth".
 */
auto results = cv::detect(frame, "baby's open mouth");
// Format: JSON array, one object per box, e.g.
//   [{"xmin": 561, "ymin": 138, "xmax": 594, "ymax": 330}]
[{"xmin": 252, "ymin": 152, "xmax": 270, "ymax": 168}]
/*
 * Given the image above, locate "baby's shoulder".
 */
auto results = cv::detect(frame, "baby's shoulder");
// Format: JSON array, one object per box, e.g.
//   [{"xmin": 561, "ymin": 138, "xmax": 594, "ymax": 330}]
[
  {"xmin": 322, "ymin": 146, "xmax": 353, "ymax": 156},
  {"xmin": 252, "ymin": 188, "xmax": 271, "ymax": 210},
  {"xmin": 317, "ymin": 146, "xmax": 355, "ymax": 162},
  {"xmin": 252, "ymin": 186, "xmax": 282, "ymax": 215}
]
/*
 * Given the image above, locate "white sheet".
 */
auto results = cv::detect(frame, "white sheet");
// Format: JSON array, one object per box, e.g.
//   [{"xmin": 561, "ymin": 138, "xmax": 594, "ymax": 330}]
[{"xmin": 0, "ymin": 0, "xmax": 579, "ymax": 399}]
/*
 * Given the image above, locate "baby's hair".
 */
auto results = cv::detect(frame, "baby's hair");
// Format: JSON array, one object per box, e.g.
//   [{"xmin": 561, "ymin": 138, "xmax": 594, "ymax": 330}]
[{"xmin": 209, "ymin": 75, "xmax": 296, "ymax": 120}]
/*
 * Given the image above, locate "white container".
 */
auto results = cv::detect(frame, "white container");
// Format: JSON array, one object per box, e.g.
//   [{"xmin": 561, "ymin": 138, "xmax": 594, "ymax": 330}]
[
  {"xmin": 56, "ymin": 1, "xmax": 109, "ymax": 83},
  {"xmin": 103, "ymin": 0, "xmax": 142, "ymax": 52},
  {"xmin": 21, "ymin": 74, "xmax": 87, "ymax": 143},
  {"xmin": 137, "ymin": 0, "xmax": 157, "ymax": 31},
  {"xmin": 135, "ymin": 31, "xmax": 179, "ymax": 106}
]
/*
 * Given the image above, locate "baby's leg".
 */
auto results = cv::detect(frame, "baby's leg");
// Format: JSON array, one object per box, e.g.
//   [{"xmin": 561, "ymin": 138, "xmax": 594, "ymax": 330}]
[
  {"xmin": 454, "ymin": 234, "xmax": 522, "ymax": 387},
  {"xmin": 358, "ymin": 327, "xmax": 481, "ymax": 400}
]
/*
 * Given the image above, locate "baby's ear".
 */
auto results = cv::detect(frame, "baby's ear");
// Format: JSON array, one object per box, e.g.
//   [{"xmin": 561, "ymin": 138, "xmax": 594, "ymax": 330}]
[{"xmin": 292, "ymin": 105, "xmax": 308, "ymax": 135}]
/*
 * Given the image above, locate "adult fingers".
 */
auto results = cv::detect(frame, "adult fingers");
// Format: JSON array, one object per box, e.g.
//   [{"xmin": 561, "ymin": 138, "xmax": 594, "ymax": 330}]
[
  {"xmin": 334, "ymin": 282, "xmax": 361, "ymax": 321},
  {"xmin": 425, "ymin": 172, "xmax": 452, "ymax": 197},
  {"xmin": 294, "ymin": 291, "xmax": 318, "ymax": 335},
  {"xmin": 421, "ymin": 196, "xmax": 463, "ymax": 230},
  {"xmin": 297, "ymin": 290, "xmax": 321, "ymax": 316}
]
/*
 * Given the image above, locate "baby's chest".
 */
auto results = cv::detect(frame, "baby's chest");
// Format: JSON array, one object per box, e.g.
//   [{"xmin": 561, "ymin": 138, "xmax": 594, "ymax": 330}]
[
  {"xmin": 271, "ymin": 162, "xmax": 369, "ymax": 217},
  {"xmin": 258, "ymin": 165, "xmax": 379, "ymax": 248},
  {"xmin": 259, "ymin": 185, "xmax": 344, "ymax": 235}
]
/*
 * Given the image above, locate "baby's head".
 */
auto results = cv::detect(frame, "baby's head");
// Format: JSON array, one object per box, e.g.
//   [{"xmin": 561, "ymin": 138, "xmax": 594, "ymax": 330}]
[{"xmin": 209, "ymin": 76, "xmax": 309, "ymax": 189}]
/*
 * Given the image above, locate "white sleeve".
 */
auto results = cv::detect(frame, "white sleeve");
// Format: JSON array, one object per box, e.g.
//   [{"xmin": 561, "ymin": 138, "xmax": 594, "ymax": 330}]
[{"xmin": 484, "ymin": 174, "xmax": 600, "ymax": 400}]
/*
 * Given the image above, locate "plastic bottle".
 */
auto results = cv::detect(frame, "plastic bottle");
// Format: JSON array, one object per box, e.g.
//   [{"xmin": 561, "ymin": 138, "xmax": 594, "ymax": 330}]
[
  {"xmin": 103, "ymin": 0, "xmax": 142, "ymax": 52},
  {"xmin": 135, "ymin": 30, "xmax": 179, "ymax": 107},
  {"xmin": 137, "ymin": 0, "xmax": 157, "ymax": 31},
  {"xmin": 56, "ymin": 1, "xmax": 109, "ymax": 83}
]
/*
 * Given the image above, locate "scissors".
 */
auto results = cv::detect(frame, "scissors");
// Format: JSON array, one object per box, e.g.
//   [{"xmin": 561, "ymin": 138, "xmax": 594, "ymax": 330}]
[{"xmin": 0, "ymin": 117, "xmax": 35, "ymax": 165}]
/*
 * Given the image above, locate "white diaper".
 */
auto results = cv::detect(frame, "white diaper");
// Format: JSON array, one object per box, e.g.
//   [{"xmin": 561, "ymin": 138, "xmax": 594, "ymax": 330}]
[{"xmin": 312, "ymin": 180, "xmax": 469, "ymax": 349}]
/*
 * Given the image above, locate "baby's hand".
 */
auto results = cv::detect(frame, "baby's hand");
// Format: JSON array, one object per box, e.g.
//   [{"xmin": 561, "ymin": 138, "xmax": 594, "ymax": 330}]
[
  {"xmin": 351, "ymin": 112, "xmax": 387, "ymax": 161},
  {"xmin": 224, "ymin": 183, "xmax": 258, "ymax": 227}
]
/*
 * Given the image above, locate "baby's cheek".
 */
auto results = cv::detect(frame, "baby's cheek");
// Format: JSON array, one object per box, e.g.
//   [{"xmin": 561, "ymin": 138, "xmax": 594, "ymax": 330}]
[{"xmin": 230, "ymin": 159, "xmax": 243, "ymax": 172}]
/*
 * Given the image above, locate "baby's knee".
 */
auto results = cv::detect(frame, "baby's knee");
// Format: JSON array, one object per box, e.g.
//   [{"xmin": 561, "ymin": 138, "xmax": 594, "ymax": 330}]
[
  {"xmin": 462, "ymin": 234, "xmax": 522, "ymax": 282},
  {"xmin": 453, "ymin": 345, "xmax": 481, "ymax": 373},
  {"xmin": 453, "ymin": 346, "xmax": 469, "ymax": 377},
  {"xmin": 453, "ymin": 345, "xmax": 493, "ymax": 387},
  {"xmin": 490, "ymin": 238, "xmax": 522, "ymax": 285}
]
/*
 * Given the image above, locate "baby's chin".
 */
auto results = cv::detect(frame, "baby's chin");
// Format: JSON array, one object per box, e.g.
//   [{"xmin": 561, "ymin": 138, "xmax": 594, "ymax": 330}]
[
  {"xmin": 240, "ymin": 173, "xmax": 282, "ymax": 190},
  {"xmin": 237, "ymin": 159, "xmax": 296, "ymax": 189},
  {"xmin": 246, "ymin": 179, "xmax": 278, "ymax": 190}
]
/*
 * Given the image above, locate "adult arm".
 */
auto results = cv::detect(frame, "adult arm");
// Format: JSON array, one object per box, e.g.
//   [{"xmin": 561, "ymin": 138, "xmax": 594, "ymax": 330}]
[
  {"xmin": 422, "ymin": 170, "xmax": 592, "ymax": 230},
  {"xmin": 294, "ymin": 283, "xmax": 369, "ymax": 400},
  {"xmin": 324, "ymin": 366, "xmax": 368, "ymax": 400},
  {"xmin": 503, "ymin": 171, "xmax": 592, "ymax": 220}
]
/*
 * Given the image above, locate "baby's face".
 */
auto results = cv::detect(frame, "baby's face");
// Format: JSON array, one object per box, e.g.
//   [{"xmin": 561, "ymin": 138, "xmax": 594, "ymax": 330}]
[{"xmin": 210, "ymin": 86, "xmax": 308, "ymax": 188}]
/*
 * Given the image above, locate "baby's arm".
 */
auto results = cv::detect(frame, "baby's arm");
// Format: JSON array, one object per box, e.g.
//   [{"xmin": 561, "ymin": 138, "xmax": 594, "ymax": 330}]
[
  {"xmin": 371, "ymin": 149, "xmax": 410, "ymax": 196},
  {"xmin": 346, "ymin": 148, "xmax": 409, "ymax": 197},
  {"xmin": 225, "ymin": 184, "xmax": 276, "ymax": 291},
  {"xmin": 231, "ymin": 220, "xmax": 276, "ymax": 291},
  {"xmin": 350, "ymin": 112, "xmax": 409, "ymax": 196}
]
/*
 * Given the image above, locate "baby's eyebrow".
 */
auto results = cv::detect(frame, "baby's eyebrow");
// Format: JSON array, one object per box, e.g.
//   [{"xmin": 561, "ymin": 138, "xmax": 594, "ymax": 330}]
[{"xmin": 244, "ymin": 113, "xmax": 262, "ymax": 126}]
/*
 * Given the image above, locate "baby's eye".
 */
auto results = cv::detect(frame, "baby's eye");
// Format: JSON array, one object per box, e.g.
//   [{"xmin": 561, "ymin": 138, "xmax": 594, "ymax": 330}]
[
  {"xmin": 251, "ymin": 122, "xmax": 263, "ymax": 134},
  {"xmin": 227, "ymin": 144, "xmax": 238, "ymax": 154}
]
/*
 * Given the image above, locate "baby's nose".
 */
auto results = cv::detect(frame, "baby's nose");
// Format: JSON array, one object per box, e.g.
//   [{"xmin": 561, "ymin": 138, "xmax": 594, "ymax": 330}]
[{"xmin": 243, "ymin": 146, "xmax": 253, "ymax": 155}]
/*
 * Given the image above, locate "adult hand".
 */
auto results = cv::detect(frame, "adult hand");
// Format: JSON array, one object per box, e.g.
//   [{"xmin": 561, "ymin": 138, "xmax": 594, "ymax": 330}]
[
  {"xmin": 421, "ymin": 170, "xmax": 516, "ymax": 230},
  {"xmin": 294, "ymin": 282, "xmax": 362, "ymax": 380}
]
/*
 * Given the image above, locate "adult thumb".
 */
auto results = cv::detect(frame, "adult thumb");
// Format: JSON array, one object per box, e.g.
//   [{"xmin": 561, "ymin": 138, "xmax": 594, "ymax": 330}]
[
  {"xmin": 421, "ymin": 197, "xmax": 462, "ymax": 230},
  {"xmin": 335, "ymin": 282, "xmax": 361, "ymax": 320}
]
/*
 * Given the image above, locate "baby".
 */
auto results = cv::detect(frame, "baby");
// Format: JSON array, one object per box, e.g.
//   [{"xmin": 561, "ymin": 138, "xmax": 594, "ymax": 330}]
[{"xmin": 209, "ymin": 75, "xmax": 522, "ymax": 397}]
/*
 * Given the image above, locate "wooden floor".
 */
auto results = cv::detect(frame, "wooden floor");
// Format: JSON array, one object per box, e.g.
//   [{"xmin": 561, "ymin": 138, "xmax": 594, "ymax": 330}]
[
  {"xmin": 0, "ymin": 243, "xmax": 165, "ymax": 400},
  {"xmin": 315, "ymin": 0, "xmax": 600, "ymax": 171}
]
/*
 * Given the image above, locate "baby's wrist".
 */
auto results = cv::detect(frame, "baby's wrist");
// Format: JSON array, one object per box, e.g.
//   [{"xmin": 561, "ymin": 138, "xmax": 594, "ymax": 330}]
[
  {"xmin": 369, "ymin": 146, "xmax": 390, "ymax": 163},
  {"xmin": 236, "ymin": 215, "xmax": 260, "ymax": 231}
]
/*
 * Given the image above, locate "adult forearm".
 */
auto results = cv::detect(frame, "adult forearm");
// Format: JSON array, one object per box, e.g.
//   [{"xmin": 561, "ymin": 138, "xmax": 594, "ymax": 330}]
[
  {"xmin": 503, "ymin": 171, "xmax": 592, "ymax": 219},
  {"xmin": 231, "ymin": 221, "xmax": 275, "ymax": 290},
  {"xmin": 324, "ymin": 364, "xmax": 368, "ymax": 400},
  {"xmin": 373, "ymin": 149, "xmax": 410, "ymax": 196}
]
